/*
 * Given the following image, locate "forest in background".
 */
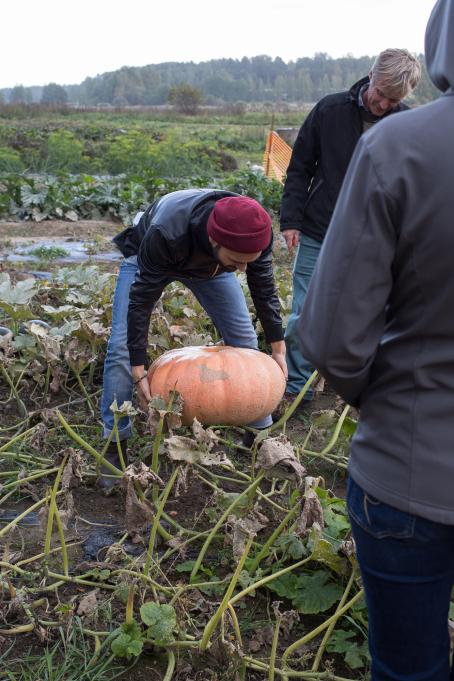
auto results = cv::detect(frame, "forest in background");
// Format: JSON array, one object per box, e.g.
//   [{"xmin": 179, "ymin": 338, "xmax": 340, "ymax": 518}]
[{"xmin": 0, "ymin": 53, "xmax": 438, "ymax": 107}]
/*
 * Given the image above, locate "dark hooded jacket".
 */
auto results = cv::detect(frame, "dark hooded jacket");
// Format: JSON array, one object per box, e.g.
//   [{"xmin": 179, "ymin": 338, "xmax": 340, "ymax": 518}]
[
  {"xmin": 279, "ymin": 78, "xmax": 408, "ymax": 242},
  {"xmin": 298, "ymin": 0, "xmax": 454, "ymax": 524},
  {"xmin": 113, "ymin": 189, "xmax": 284, "ymax": 366}
]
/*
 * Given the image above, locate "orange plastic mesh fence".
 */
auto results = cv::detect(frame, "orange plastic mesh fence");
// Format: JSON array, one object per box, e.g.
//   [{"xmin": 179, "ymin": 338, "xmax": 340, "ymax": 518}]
[{"xmin": 262, "ymin": 131, "xmax": 292, "ymax": 184}]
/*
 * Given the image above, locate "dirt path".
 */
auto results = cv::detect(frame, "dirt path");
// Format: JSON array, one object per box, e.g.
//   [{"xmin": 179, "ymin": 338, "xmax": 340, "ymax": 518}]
[{"xmin": 0, "ymin": 219, "xmax": 121, "ymax": 240}]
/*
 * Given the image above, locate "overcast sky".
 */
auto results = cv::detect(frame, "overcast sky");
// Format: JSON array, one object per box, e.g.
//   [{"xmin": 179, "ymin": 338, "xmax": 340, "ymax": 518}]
[{"xmin": 2, "ymin": 0, "xmax": 437, "ymax": 89}]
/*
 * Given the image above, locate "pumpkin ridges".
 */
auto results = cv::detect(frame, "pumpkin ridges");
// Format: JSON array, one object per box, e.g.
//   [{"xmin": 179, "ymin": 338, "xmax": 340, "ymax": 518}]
[{"xmin": 147, "ymin": 345, "xmax": 285, "ymax": 425}]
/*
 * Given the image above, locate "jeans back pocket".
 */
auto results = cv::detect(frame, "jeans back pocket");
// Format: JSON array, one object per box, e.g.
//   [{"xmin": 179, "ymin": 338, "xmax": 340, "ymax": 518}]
[{"xmin": 347, "ymin": 476, "xmax": 415, "ymax": 539}]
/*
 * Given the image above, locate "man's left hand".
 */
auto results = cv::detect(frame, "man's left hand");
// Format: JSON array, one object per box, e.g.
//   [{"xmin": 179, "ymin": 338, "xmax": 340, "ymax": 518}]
[{"xmin": 271, "ymin": 340, "xmax": 288, "ymax": 379}]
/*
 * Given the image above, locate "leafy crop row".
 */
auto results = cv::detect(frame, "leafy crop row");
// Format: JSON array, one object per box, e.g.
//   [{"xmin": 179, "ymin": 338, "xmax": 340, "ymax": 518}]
[{"xmin": 0, "ymin": 169, "xmax": 283, "ymax": 224}]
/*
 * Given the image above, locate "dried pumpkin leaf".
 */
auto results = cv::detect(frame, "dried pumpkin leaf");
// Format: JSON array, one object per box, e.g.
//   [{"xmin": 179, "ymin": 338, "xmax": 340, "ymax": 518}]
[
  {"xmin": 61, "ymin": 449, "xmax": 84, "ymax": 491},
  {"xmin": 165, "ymin": 435, "xmax": 233, "ymax": 468},
  {"xmin": 256, "ymin": 435, "xmax": 306, "ymax": 485},
  {"xmin": 123, "ymin": 479, "xmax": 154, "ymax": 542},
  {"xmin": 226, "ymin": 506, "xmax": 269, "ymax": 559},
  {"xmin": 77, "ymin": 589, "xmax": 99, "ymax": 617},
  {"xmin": 191, "ymin": 418, "xmax": 219, "ymax": 450},
  {"xmin": 123, "ymin": 462, "xmax": 163, "ymax": 491}
]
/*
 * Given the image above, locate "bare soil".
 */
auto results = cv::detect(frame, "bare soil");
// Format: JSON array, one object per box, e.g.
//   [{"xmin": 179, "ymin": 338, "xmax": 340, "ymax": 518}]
[{"xmin": 0, "ymin": 219, "xmax": 121, "ymax": 240}]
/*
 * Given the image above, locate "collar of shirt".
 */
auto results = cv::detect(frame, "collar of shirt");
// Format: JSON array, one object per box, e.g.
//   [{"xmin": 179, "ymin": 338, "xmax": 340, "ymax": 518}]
[{"xmin": 358, "ymin": 83, "xmax": 369, "ymax": 111}]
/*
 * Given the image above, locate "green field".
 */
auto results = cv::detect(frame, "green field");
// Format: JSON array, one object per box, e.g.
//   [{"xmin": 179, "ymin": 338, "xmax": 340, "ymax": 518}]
[
  {"xmin": 0, "ymin": 107, "xmax": 369, "ymax": 681},
  {"xmin": 0, "ymin": 107, "xmax": 304, "ymax": 225}
]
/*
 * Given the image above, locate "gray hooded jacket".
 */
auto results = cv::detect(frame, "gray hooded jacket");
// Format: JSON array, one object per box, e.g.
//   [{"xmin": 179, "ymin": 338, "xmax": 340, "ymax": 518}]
[{"xmin": 298, "ymin": 0, "xmax": 454, "ymax": 524}]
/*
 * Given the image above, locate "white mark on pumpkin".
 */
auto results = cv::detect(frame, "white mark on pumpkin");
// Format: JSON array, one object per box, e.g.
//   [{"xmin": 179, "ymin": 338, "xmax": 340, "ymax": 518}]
[{"xmin": 199, "ymin": 364, "xmax": 229, "ymax": 383}]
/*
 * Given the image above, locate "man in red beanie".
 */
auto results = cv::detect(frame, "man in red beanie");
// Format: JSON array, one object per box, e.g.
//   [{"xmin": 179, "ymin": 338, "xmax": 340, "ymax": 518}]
[{"xmin": 99, "ymin": 189, "xmax": 287, "ymax": 490}]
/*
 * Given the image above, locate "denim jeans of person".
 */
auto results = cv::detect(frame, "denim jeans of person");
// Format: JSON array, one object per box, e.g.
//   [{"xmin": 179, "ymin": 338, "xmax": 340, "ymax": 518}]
[
  {"xmin": 347, "ymin": 475, "xmax": 454, "ymax": 681},
  {"xmin": 101, "ymin": 256, "xmax": 273, "ymax": 440},
  {"xmin": 284, "ymin": 233, "xmax": 322, "ymax": 397}
]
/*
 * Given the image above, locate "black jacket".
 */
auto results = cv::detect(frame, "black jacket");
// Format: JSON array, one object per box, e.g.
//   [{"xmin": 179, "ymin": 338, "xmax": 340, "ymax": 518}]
[
  {"xmin": 113, "ymin": 189, "xmax": 284, "ymax": 366},
  {"xmin": 280, "ymin": 77, "xmax": 408, "ymax": 243}
]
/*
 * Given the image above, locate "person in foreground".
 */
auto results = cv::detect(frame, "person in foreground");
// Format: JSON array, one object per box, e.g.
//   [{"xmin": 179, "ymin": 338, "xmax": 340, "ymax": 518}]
[
  {"xmin": 100, "ymin": 189, "xmax": 287, "ymax": 490},
  {"xmin": 298, "ymin": 1, "xmax": 454, "ymax": 677},
  {"xmin": 280, "ymin": 48, "xmax": 421, "ymax": 410}
]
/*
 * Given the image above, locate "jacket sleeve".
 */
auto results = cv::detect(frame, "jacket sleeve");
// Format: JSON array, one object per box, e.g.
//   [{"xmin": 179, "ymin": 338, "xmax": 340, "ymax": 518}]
[
  {"xmin": 246, "ymin": 240, "xmax": 284, "ymax": 343},
  {"xmin": 280, "ymin": 103, "xmax": 321, "ymax": 231},
  {"xmin": 298, "ymin": 135, "xmax": 397, "ymax": 407},
  {"xmin": 127, "ymin": 226, "xmax": 175, "ymax": 366}
]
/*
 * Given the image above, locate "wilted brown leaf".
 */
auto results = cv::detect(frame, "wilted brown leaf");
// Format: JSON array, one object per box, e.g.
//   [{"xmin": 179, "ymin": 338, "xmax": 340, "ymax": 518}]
[
  {"xmin": 165, "ymin": 435, "xmax": 233, "ymax": 468},
  {"xmin": 174, "ymin": 465, "xmax": 194, "ymax": 498},
  {"xmin": 191, "ymin": 418, "xmax": 219, "ymax": 450},
  {"xmin": 123, "ymin": 462, "xmax": 163, "ymax": 491},
  {"xmin": 296, "ymin": 489, "xmax": 325, "ymax": 538},
  {"xmin": 61, "ymin": 449, "xmax": 84, "ymax": 491},
  {"xmin": 36, "ymin": 333, "xmax": 61, "ymax": 365},
  {"xmin": 169, "ymin": 325, "xmax": 188, "ymax": 340},
  {"xmin": 29, "ymin": 423, "xmax": 49, "ymax": 451},
  {"xmin": 40, "ymin": 409, "xmax": 59, "ymax": 424},
  {"xmin": 226, "ymin": 506, "xmax": 269, "ymax": 560},
  {"xmin": 146, "ymin": 393, "xmax": 184, "ymax": 436},
  {"xmin": 77, "ymin": 589, "xmax": 99, "ymax": 618},
  {"xmin": 256, "ymin": 435, "xmax": 306, "ymax": 485},
  {"xmin": 123, "ymin": 479, "xmax": 154, "ymax": 542},
  {"xmin": 0, "ymin": 330, "xmax": 13, "ymax": 357},
  {"xmin": 64, "ymin": 338, "xmax": 94, "ymax": 374},
  {"xmin": 339, "ymin": 536, "xmax": 356, "ymax": 558}
]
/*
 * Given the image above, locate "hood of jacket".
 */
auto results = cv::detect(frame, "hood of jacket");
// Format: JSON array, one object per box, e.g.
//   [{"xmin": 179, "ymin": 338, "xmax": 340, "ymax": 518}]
[{"xmin": 425, "ymin": 0, "xmax": 454, "ymax": 92}]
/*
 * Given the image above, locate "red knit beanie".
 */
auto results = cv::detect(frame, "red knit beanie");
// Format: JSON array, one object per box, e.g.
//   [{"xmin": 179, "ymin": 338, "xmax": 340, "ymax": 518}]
[{"xmin": 206, "ymin": 196, "xmax": 272, "ymax": 253}]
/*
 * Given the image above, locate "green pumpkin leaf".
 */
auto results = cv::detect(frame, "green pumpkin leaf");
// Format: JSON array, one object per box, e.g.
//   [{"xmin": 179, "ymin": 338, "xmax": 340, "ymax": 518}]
[
  {"xmin": 291, "ymin": 571, "xmax": 344, "ymax": 614},
  {"xmin": 140, "ymin": 602, "xmax": 176, "ymax": 644},
  {"xmin": 111, "ymin": 620, "xmax": 144, "ymax": 659},
  {"xmin": 327, "ymin": 629, "xmax": 370, "ymax": 669},
  {"xmin": 268, "ymin": 570, "xmax": 344, "ymax": 613},
  {"xmin": 308, "ymin": 530, "xmax": 348, "ymax": 575},
  {"xmin": 267, "ymin": 572, "xmax": 299, "ymax": 599}
]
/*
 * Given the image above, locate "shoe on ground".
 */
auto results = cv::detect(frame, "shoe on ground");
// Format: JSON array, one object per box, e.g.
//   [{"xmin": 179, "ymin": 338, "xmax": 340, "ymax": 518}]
[
  {"xmin": 97, "ymin": 440, "xmax": 128, "ymax": 494},
  {"xmin": 240, "ymin": 427, "xmax": 270, "ymax": 449}
]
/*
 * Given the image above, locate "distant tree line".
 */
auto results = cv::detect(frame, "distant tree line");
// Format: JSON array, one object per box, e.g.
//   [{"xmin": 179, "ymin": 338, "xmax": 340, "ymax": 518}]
[{"xmin": 1, "ymin": 53, "xmax": 438, "ymax": 107}]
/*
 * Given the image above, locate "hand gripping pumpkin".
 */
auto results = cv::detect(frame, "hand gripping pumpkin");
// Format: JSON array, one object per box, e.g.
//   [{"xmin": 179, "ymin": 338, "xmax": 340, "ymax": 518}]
[{"xmin": 147, "ymin": 345, "xmax": 286, "ymax": 426}]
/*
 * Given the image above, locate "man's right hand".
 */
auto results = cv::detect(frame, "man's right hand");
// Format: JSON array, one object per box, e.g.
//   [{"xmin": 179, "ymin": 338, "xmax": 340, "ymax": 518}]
[
  {"xmin": 131, "ymin": 365, "xmax": 151, "ymax": 410},
  {"xmin": 282, "ymin": 229, "xmax": 301, "ymax": 252}
]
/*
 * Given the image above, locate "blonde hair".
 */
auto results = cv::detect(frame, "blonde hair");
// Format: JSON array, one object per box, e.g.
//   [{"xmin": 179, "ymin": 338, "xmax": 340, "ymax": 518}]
[{"xmin": 371, "ymin": 49, "xmax": 421, "ymax": 99}]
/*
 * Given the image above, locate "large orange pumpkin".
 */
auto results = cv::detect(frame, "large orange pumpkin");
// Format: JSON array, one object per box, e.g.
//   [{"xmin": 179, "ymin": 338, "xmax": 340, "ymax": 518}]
[{"xmin": 147, "ymin": 345, "xmax": 285, "ymax": 425}]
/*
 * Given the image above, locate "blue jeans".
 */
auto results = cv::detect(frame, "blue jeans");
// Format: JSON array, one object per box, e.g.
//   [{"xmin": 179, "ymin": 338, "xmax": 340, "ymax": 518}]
[
  {"xmin": 101, "ymin": 256, "xmax": 272, "ymax": 440},
  {"xmin": 284, "ymin": 234, "xmax": 322, "ymax": 396},
  {"xmin": 347, "ymin": 476, "xmax": 454, "ymax": 681}
]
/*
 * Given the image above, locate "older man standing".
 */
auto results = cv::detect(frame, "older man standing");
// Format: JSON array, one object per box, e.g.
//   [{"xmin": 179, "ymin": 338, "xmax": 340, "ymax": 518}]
[{"xmin": 279, "ymin": 48, "xmax": 421, "ymax": 410}]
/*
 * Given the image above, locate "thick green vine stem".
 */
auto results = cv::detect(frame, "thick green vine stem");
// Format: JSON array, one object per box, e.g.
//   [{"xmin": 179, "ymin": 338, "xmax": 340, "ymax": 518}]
[
  {"xmin": 44, "ymin": 455, "xmax": 69, "ymax": 561},
  {"xmin": 189, "ymin": 472, "xmax": 265, "ymax": 583},
  {"xmin": 144, "ymin": 466, "xmax": 180, "ymax": 576},
  {"xmin": 0, "ymin": 364, "xmax": 27, "ymax": 417},
  {"xmin": 56, "ymin": 410, "xmax": 122, "ymax": 475},
  {"xmin": 269, "ymin": 614, "xmax": 282, "ymax": 681},
  {"xmin": 270, "ymin": 370, "xmax": 318, "ymax": 432},
  {"xmin": 229, "ymin": 554, "xmax": 314, "ymax": 607},
  {"xmin": 163, "ymin": 650, "xmax": 176, "ymax": 681},
  {"xmin": 0, "ymin": 425, "xmax": 46, "ymax": 452},
  {"xmin": 0, "ymin": 491, "xmax": 64, "ymax": 539},
  {"xmin": 281, "ymin": 589, "xmax": 364, "ymax": 669},
  {"xmin": 199, "ymin": 535, "xmax": 253, "ymax": 652},
  {"xmin": 311, "ymin": 568, "xmax": 357, "ymax": 671},
  {"xmin": 248, "ymin": 503, "xmax": 300, "ymax": 575}
]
